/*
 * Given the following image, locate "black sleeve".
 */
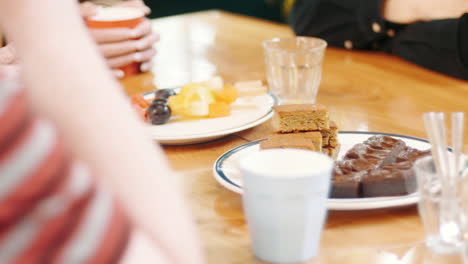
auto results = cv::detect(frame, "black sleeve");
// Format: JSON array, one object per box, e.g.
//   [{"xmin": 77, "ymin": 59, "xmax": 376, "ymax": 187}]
[
  {"xmin": 389, "ymin": 15, "xmax": 468, "ymax": 80},
  {"xmin": 289, "ymin": 0, "xmax": 386, "ymax": 50},
  {"xmin": 290, "ymin": 0, "xmax": 468, "ymax": 80}
]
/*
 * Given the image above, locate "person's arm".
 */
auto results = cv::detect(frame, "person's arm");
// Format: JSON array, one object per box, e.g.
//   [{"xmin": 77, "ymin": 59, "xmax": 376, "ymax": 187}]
[
  {"xmin": 290, "ymin": 0, "xmax": 387, "ymax": 50},
  {"xmin": 289, "ymin": 0, "xmax": 468, "ymax": 80},
  {"xmin": 0, "ymin": 1, "xmax": 204, "ymax": 264},
  {"xmin": 384, "ymin": 0, "xmax": 468, "ymax": 23},
  {"xmin": 0, "ymin": 44, "xmax": 16, "ymax": 64},
  {"xmin": 388, "ymin": 14, "xmax": 468, "ymax": 80}
]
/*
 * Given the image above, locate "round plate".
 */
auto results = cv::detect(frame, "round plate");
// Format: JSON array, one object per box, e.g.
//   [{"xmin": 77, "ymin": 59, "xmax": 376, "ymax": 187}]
[
  {"xmin": 143, "ymin": 90, "xmax": 278, "ymax": 145},
  {"xmin": 213, "ymin": 131, "xmax": 431, "ymax": 211}
]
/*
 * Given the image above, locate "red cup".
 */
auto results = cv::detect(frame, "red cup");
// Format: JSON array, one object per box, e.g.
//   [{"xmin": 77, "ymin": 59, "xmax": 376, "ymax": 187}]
[{"xmin": 85, "ymin": 7, "xmax": 145, "ymax": 77}]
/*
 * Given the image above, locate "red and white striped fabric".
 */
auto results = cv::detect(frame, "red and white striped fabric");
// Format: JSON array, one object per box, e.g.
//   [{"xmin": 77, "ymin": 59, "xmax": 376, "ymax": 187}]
[{"xmin": 0, "ymin": 79, "xmax": 130, "ymax": 264}]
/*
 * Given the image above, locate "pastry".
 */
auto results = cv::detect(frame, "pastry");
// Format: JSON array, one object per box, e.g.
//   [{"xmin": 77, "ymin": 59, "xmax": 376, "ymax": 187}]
[
  {"xmin": 322, "ymin": 144, "xmax": 340, "ymax": 160},
  {"xmin": 272, "ymin": 104, "xmax": 329, "ymax": 133},
  {"xmin": 320, "ymin": 121, "xmax": 338, "ymax": 147},
  {"xmin": 260, "ymin": 132, "xmax": 322, "ymax": 151}
]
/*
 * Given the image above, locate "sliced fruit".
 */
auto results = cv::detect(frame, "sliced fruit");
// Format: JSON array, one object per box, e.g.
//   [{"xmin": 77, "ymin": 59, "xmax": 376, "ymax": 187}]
[
  {"xmin": 234, "ymin": 80, "xmax": 268, "ymax": 96},
  {"xmin": 185, "ymin": 100, "xmax": 210, "ymax": 117},
  {"xmin": 168, "ymin": 94, "xmax": 186, "ymax": 116},
  {"xmin": 132, "ymin": 103, "xmax": 147, "ymax": 121},
  {"xmin": 213, "ymin": 84, "xmax": 239, "ymax": 104},
  {"xmin": 131, "ymin": 94, "xmax": 150, "ymax": 108},
  {"xmin": 202, "ymin": 76, "xmax": 223, "ymax": 92},
  {"xmin": 208, "ymin": 102, "xmax": 231, "ymax": 118}
]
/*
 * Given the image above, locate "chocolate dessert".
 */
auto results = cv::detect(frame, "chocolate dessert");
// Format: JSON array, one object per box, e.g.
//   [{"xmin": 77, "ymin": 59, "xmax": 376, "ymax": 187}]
[
  {"xmin": 331, "ymin": 167, "xmax": 364, "ymax": 198},
  {"xmin": 330, "ymin": 135, "xmax": 430, "ymax": 198},
  {"xmin": 361, "ymin": 161, "xmax": 416, "ymax": 197}
]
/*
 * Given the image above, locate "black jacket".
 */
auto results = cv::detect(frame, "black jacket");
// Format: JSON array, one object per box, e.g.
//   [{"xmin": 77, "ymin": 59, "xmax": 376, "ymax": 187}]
[{"xmin": 290, "ymin": 0, "xmax": 468, "ymax": 80}]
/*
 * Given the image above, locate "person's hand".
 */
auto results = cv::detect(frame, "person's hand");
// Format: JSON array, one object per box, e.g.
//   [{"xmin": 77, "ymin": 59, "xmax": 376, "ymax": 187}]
[
  {"xmin": 383, "ymin": 0, "xmax": 468, "ymax": 24},
  {"xmin": 0, "ymin": 44, "xmax": 17, "ymax": 65},
  {"xmin": 80, "ymin": 0, "xmax": 159, "ymax": 78}
]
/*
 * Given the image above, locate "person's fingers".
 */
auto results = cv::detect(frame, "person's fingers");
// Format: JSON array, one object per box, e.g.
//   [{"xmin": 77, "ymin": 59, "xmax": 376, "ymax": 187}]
[
  {"xmin": 140, "ymin": 61, "xmax": 153, "ymax": 72},
  {"xmin": 107, "ymin": 48, "xmax": 156, "ymax": 68},
  {"xmin": 129, "ymin": 19, "xmax": 153, "ymax": 39},
  {"xmin": 112, "ymin": 69, "xmax": 125, "ymax": 79},
  {"xmin": 79, "ymin": 2, "xmax": 98, "ymax": 18},
  {"xmin": 0, "ymin": 45, "xmax": 17, "ymax": 65},
  {"xmin": 89, "ymin": 27, "xmax": 134, "ymax": 44},
  {"xmin": 99, "ymin": 32, "xmax": 159, "ymax": 58},
  {"xmin": 117, "ymin": 0, "xmax": 151, "ymax": 15},
  {"xmin": 89, "ymin": 19, "xmax": 152, "ymax": 44}
]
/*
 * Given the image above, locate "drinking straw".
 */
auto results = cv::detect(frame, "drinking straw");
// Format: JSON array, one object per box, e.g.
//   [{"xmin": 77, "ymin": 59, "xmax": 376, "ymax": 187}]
[{"xmin": 452, "ymin": 112, "xmax": 465, "ymax": 177}]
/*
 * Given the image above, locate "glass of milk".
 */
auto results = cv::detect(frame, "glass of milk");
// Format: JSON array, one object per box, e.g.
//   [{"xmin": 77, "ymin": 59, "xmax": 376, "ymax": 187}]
[{"xmin": 239, "ymin": 148, "xmax": 334, "ymax": 263}]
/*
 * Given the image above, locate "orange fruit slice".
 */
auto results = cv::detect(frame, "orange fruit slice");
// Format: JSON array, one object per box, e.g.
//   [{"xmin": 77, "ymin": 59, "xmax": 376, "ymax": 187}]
[
  {"xmin": 213, "ymin": 84, "xmax": 239, "ymax": 104},
  {"xmin": 208, "ymin": 102, "xmax": 231, "ymax": 118}
]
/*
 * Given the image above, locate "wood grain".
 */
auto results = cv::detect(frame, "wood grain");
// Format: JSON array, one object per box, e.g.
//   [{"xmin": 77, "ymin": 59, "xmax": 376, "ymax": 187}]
[{"xmin": 121, "ymin": 10, "xmax": 468, "ymax": 263}]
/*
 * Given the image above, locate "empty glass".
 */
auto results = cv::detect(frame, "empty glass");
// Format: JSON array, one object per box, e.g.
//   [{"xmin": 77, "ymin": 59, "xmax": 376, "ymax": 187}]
[
  {"xmin": 415, "ymin": 155, "xmax": 468, "ymax": 254},
  {"xmin": 263, "ymin": 37, "xmax": 327, "ymax": 104}
]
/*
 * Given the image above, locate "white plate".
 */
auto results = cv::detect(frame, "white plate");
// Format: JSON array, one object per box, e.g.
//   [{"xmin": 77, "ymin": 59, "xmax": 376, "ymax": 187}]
[
  {"xmin": 213, "ymin": 131, "xmax": 431, "ymax": 211},
  {"xmin": 143, "ymin": 90, "xmax": 278, "ymax": 145}
]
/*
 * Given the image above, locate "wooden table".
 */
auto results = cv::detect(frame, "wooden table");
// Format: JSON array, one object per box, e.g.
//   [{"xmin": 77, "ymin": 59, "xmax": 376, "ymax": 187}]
[{"xmin": 121, "ymin": 11, "xmax": 468, "ymax": 264}]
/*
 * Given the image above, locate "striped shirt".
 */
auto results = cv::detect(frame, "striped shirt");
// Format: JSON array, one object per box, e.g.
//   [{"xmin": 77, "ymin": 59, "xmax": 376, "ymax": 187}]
[{"xmin": 0, "ymin": 78, "xmax": 130, "ymax": 264}]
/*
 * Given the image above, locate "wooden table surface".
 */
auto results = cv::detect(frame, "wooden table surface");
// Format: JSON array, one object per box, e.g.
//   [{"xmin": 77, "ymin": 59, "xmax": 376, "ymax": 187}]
[{"xmin": 121, "ymin": 11, "xmax": 468, "ymax": 264}]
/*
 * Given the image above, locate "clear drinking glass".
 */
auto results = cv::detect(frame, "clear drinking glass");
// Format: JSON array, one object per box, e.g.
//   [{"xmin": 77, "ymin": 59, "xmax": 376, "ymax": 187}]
[
  {"xmin": 263, "ymin": 37, "xmax": 327, "ymax": 104},
  {"xmin": 415, "ymin": 156, "xmax": 468, "ymax": 254}
]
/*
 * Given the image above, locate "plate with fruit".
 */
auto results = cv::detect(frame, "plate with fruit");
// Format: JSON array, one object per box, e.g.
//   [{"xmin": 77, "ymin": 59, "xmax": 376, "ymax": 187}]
[{"xmin": 131, "ymin": 77, "xmax": 279, "ymax": 145}]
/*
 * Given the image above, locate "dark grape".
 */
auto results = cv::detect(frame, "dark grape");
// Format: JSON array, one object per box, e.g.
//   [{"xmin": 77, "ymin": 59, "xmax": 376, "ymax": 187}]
[
  {"xmin": 151, "ymin": 98, "xmax": 168, "ymax": 106},
  {"xmin": 154, "ymin": 89, "xmax": 176, "ymax": 100},
  {"xmin": 147, "ymin": 102, "xmax": 171, "ymax": 125}
]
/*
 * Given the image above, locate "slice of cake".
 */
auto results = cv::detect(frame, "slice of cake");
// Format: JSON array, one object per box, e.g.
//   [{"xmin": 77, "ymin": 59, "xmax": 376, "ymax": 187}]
[
  {"xmin": 361, "ymin": 161, "xmax": 416, "ymax": 197},
  {"xmin": 320, "ymin": 121, "xmax": 338, "ymax": 147},
  {"xmin": 322, "ymin": 144, "xmax": 341, "ymax": 160},
  {"xmin": 272, "ymin": 104, "xmax": 329, "ymax": 133},
  {"xmin": 260, "ymin": 132, "xmax": 322, "ymax": 151}
]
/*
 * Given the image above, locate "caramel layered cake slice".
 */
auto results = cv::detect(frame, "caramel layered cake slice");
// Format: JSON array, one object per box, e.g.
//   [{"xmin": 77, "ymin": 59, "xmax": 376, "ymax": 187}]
[
  {"xmin": 260, "ymin": 132, "xmax": 322, "ymax": 151},
  {"xmin": 272, "ymin": 104, "xmax": 329, "ymax": 133},
  {"xmin": 322, "ymin": 144, "xmax": 341, "ymax": 160},
  {"xmin": 320, "ymin": 121, "xmax": 340, "ymax": 159},
  {"xmin": 320, "ymin": 121, "xmax": 338, "ymax": 148}
]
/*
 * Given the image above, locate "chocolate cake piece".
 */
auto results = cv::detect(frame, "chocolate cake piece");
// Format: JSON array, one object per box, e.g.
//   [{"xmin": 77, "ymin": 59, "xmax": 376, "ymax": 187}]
[
  {"xmin": 361, "ymin": 161, "xmax": 416, "ymax": 197},
  {"xmin": 330, "ymin": 168, "xmax": 364, "ymax": 198},
  {"xmin": 363, "ymin": 135, "xmax": 406, "ymax": 164},
  {"xmin": 330, "ymin": 135, "xmax": 430, "ymax": 198},
  {"xmin": 396, "ymin": 147, "xmax": 431, "ymax": 163},
  {"xmin": 331, "ymin": 176, "xmax": 360, "ymax": 198},
  {"xmin": 339, "ymin": 143, "xmax": 392, "ymax": 172}
]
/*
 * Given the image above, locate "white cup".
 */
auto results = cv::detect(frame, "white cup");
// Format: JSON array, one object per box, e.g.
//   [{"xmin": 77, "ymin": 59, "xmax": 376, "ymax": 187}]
[{"xmin": 239, "ymin": 149, "xmax": 334, "ymax": 263}]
